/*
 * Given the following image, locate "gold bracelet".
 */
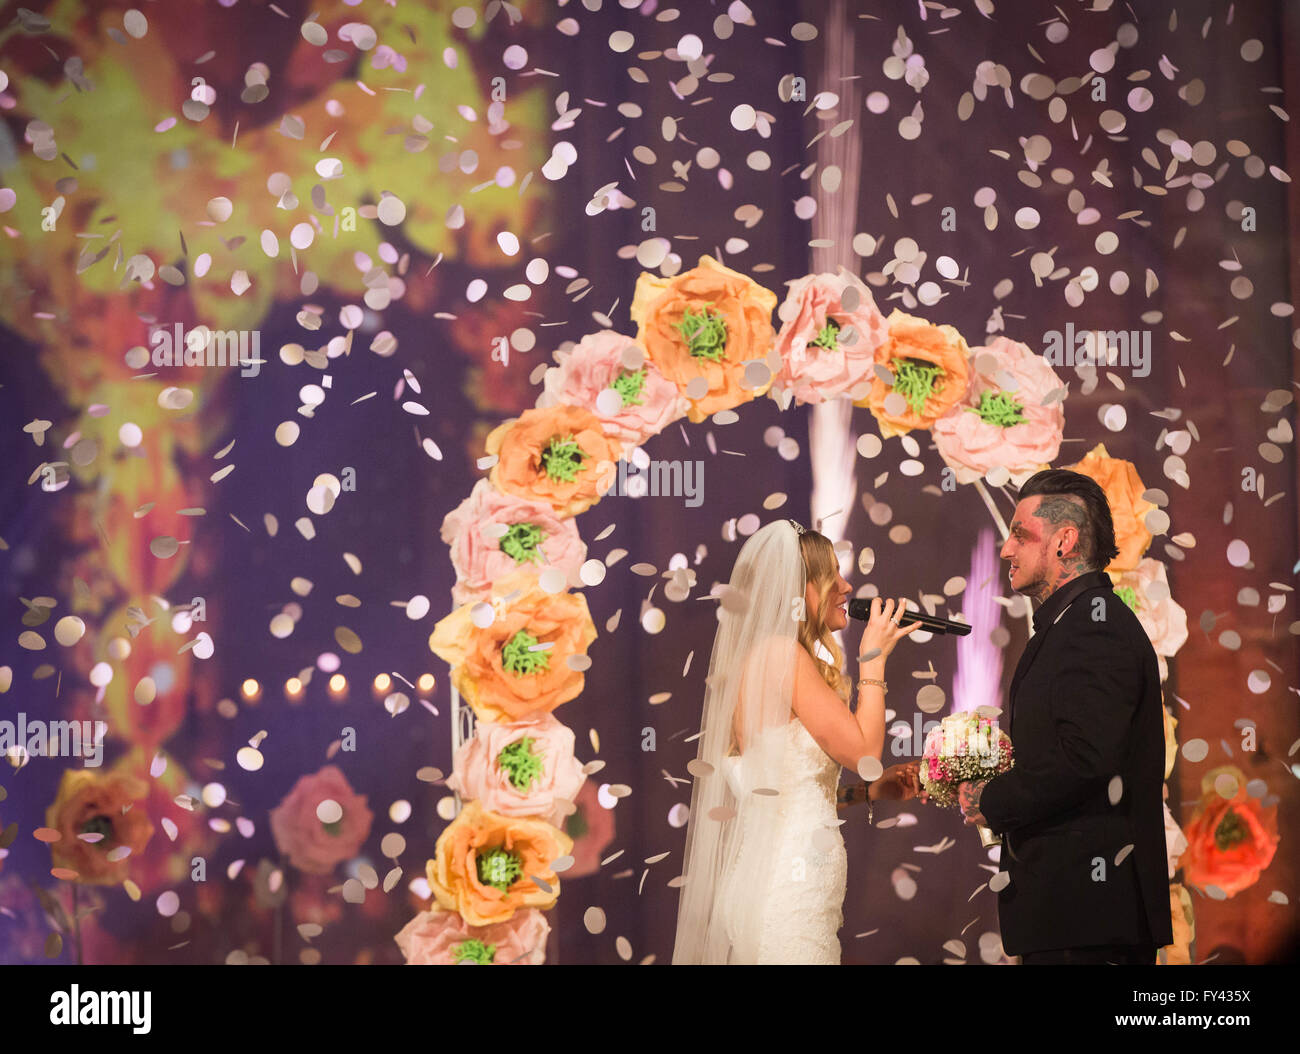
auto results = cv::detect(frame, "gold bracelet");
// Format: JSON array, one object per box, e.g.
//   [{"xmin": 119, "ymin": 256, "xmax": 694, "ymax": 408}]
[{"xmin": 858, "ymin": 677, "xmax": 886, "ymax": 694}]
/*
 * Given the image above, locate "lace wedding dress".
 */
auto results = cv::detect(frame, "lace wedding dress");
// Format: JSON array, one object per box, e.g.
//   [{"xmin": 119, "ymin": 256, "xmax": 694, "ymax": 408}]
[{"xmin": 720, "ymin": 717, "xmax": 848, "ymax": 964}]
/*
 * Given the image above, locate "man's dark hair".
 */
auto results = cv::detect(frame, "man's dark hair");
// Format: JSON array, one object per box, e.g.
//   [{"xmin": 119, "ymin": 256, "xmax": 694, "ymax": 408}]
[{"xmin": 1015, "ymin": 469, "xmax": 1119, "ymax": 570}]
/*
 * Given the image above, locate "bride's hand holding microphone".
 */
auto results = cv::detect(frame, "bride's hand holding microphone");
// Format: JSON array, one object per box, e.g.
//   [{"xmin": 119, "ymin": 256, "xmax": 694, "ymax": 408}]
[{"xmin": 858, "ymin": 596, "xmax": 924, "ymax": 668}]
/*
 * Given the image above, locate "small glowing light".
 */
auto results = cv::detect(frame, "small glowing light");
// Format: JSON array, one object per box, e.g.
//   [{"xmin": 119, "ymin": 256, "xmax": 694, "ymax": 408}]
[
  {"xmin": 373, "ymin": 673, "xmax": 391, "ymax": 695},
  {"xmin": 285, "ymin": 677, "xmax": 304, "ymax": 701},
  {"xmin": 417, "ymin": 673, "xmax": 435, "ymax": 693},
  {"xmin": 241, "ymin": 678, "xmax": 261, "ymax": 702},
  {"xmin": 328, "ymin": 673, "xmax": 347, "ymax": 698}
]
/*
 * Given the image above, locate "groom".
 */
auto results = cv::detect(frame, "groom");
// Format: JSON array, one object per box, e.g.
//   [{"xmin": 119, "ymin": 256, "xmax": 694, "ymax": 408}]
[{"xmin": 957, "ymin": 469, "xmax": 1173, "ymax": 964}]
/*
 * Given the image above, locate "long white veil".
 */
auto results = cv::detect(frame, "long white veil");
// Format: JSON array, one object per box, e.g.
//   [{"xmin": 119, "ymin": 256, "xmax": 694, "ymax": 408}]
[{"xmin": 672, "ymin": 518, "xmax": 804, "ymax": 964}]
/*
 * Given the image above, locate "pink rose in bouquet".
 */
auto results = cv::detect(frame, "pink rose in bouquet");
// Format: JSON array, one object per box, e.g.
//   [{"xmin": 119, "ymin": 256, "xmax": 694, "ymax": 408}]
[
  {"xmin": 536, "ymin": 330, "xmax": 687, "ymax": 450},
  {"xmin": 395, "ymin": 906, "xmax": 550, "ymax": 964},
  {"xmin": 269, "ymin": 765, "xmax": 373, "ymax": 875},
  {"xmin": 770, "ymin": 271, "xmax": 887, "ymax": 405},
  {"xmin": 447, "ymin": 713, "xmax": 586, "ymax": 827},
  {"xmin": 920, "ymin": 708, "xmax": 1013, "ymax": 808},
  {"xmin": 932, "ymin": 336, "xmax": 1064, "ymax": 486},
  {"xmin": 1108, "ymin": 558, "xmax": 1188, "ymax": 682},
  {"xmin": 440, "ymin": 479, "xmax": 588, "ymax": 607}
]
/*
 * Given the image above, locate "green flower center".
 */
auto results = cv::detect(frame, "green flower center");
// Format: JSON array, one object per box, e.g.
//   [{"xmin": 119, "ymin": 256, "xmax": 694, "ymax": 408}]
[
  {"xmin": 612, "ymin": 368, "xmax": 647, "ymax": 407},
  {"xmin": 564, "ymin": 805, "xmax": 589, "ymax": 841},
  {"xmin": 497, "ymin": 736, "xmax": 545, "ymax": 792},
  {"xmin": 499, "ymin": 522, "xmax": 545, "ymax": 565},
  {"xmin": 1113, "ymin": 585, "xmax": 1139, "ymax": 613},
  {"xmin": 808, "ymin": 318, "xmax": 841, "ymax": 350},
  {"xmin": 79, "ymin": 815, "xmax": 114, "ymax": 844},
  {"xmin": 674, "ymin": 306, "xmax": 728, "ymax": 361},
  {"xmin": 452, "ymin": 938, "xmax": 497, "ymax": 964},
  {"xmin": 892, "ymin": 357, "xmax": 946, "ymax": 416},
  {"xmin": 539, "ymin": 434, "xmax": 588, "ymax": 482},
  {"xmin": 502, "ymin": 629, "xmax": 550, "ymax": 676},
  {"xmin": 476, "ymin": 848, "xmax": 523, "ymax": 892},
  {"xmin": 1213, "ymin": 808, "xmax": 1249, "ymax": 852},
  {"xmin": 967, "ymin": 388, "xmax": 1026, "ymax": 427}
]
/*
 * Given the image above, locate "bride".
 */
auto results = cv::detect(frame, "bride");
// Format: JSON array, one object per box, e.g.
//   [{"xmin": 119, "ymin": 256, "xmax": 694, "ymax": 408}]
[{"xmin": 672, "ymin": 518, "xmax": 922, "ymax": 964}]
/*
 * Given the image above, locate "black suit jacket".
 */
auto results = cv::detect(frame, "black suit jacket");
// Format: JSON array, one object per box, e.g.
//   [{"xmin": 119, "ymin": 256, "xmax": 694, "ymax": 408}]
[{"xmin": 979, "ymin": 570, "xmax": 1174, "ymax": 955}]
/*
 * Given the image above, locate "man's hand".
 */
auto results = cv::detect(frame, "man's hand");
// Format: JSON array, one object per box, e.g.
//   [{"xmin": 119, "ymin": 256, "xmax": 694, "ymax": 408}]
[
  {"xmin": 869, "ymin": 762, "xmax": 921, "ymax": 802},
  {"xmin": 958, "ymin": 779, "xmax": 988, "ymax": 826}
]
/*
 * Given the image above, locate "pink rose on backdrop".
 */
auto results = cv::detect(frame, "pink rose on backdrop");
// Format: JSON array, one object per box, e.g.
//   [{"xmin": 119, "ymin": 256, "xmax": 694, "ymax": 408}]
[
  {"xmin": 270, "ymin": 765, "xmax": 374, "ymax": 875},
  {"xmin": 770, "ymin": 270, "xmax": 887, "ymax": 405},
  {"xmin": 447, "ymin": 713, "xmax": 586, "ymax": 826},
  {"xmin": 932, "ymin": 336, "xmax": 1065, "ymax": 486},
  {"xmin": 441, "ymin": 479, "xmax": 587, "ymax": 606},
  {"xmin": 395, "ymin": 906, "xmax": 550, "ymax": 965},
  {"xmin": 1108, "ymin": 557, "xmax": 1188, "ymax": 682},
  {"xmin": 536, "ymin": 330, "xmax": 687, "ymax": 450},
  {"xmin": 563, "ymin": 778, "xmax": 616, "ymax": 879}
]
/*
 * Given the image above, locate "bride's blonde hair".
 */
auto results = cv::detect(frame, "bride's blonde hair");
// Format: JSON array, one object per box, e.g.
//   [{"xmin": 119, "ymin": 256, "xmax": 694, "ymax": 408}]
[{"xmin": 797, "ymin": 529, "xmax": 850, "ymax": 700}]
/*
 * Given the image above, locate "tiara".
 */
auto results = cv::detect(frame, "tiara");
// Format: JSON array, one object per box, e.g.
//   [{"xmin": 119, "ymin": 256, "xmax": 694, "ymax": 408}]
[{"xmin": 787, "ymin": 518, "xmax": 806, "ymax": 536}]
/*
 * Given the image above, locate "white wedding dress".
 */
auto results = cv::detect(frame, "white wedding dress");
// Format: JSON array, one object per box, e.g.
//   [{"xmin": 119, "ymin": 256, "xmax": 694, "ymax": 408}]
[{"xmin": 720, "ymin": 716, "xmax": 848, "ymax": 964}]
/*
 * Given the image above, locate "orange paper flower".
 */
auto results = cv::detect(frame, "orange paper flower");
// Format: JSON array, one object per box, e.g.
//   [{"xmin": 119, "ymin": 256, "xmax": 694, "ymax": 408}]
[
  {"xmin": 630, "ymin": 255, "xmax": 777, "ymax": 422},
  {"xmin": 1064, "ymin": 442, "xmax": 1156, "ymax": 573},
  {"xmin": 426, "ymin": 800, "xmax": 573, "ymax": 926},
  {"xmin": 855, "ymin": 309, "xmax": 972, "ymax": 437},
  {"xmin": 44, "ymin": 767, "xmax": 154, "ymax": 886},
  {"xmin": 486, "ymin": 405, "xmax": 621, "ymax": 519},
  {"xmin": 1158, "ymin": 883, "xmax": 1196, "ymax": 965},
  {"xmin": 429, "ymin": 570, "xmax": 597, "ymax": 724},
  {"xmin": 1180, "ymin": 766, "xmax": 1279, "ymax": 898}
]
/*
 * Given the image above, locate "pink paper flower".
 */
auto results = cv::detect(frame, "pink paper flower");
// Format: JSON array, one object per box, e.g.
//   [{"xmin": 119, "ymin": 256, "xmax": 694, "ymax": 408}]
[
  {"xmin": 770, "ymin": 271, "xmax": 888, "ymax": 405},
  {"xmin": 269, "ymin": 765, "xmax": 374, "ymax": 875},
  {"xmin": 440, "ymin": 479, "xmax": 587, "ymax": 607},
  {"xmin": 562, "ymin": 778, "xmax": 616, "ymax": 879},
  {"xmin": 1109, "ymin": 558, "xmax": 1188, "ymax": 682},
  {"xmin": 447, "ymin": 714, "xmax": 586, "ymax": 827},
  {"xmin": 536, "ymin": 330, "xmax": 687, "ymax": 450},
  {"xmin": 932, "ymin": 336, "xmax": 1065, "ymax": 486},
  {"xmin": 395, "ymin": 906, "xmax": 550, "ymax": 965}
]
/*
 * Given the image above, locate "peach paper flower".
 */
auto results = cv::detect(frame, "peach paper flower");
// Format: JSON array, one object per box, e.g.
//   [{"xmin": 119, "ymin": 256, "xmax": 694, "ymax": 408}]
[
  {"xmin": 1108, "ymin": 557, "xmax": 1188, "ymax": 682},
  {"xmin": 441, "ymin": 479, "xmax": 587, "ymax": 607},
  {"xmin": 932, "ymin": 336, "xmax": 1064, "ymax": 485},
  {"xmin": 426, "ymin": 800, "xmax": 572, "ymax": 926},
  {"xmin": 537, "ymin": 330, "xmax": 687, "ymax": 450},
  {"xmin": 630, "ymin": 255, "xmax": 777, "ymax": 422},
  {"xmin": 1180, "ymin": 765, "xmax": 1279, "ymax": 899},
  {"xmin": 856, "ymin": 309, "xmax": 972, "ymax": 438},
  {"xmin": 44, "ymin": 766, "xmax": 154, "ymax": 886},
  {"xmin": 1064, "ymin": 442, "xmax": 1157, "ymax": 573},
  {"xmin": 485, "ymin": 405, "xmax": 622, "ymax": 519},
  {"xmin": 447, "ymin": 713, "xmax": 586, "ymax": 825},
  {"xmin": 395, "ymin": 906, "xmax": 550, "ymax": 965},
  {"xmin": 269, "ymin": 765, "xmax": 374, "ymax": 875},
  {"xmin": 428, "ymin": 569, "xmax": 597, "ymax": 724}
]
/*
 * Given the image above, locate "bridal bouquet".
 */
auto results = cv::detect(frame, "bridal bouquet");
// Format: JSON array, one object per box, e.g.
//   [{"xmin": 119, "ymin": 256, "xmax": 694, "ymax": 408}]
[{"xmin": 920, "ymin": 707, "xmax": 1014, "ymax": 816}]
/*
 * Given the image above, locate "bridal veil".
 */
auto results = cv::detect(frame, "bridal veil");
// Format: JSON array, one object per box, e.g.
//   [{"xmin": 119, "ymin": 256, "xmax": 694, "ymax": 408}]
[{"xmin": 672, "ymin": 518, "xmax": 804, "ymax": 964}]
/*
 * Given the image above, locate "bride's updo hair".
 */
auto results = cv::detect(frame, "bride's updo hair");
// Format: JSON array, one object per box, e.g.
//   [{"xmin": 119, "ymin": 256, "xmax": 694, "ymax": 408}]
[{"xmin": 797, "ymin": 530, "xmax": 850, "ymax": 700}]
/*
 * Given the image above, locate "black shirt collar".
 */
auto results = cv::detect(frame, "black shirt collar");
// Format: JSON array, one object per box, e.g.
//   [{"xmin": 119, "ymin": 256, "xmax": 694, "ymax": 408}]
[{"xmin": 1030, "ymin": 570, "xmax": 1112, "ymax": 633}]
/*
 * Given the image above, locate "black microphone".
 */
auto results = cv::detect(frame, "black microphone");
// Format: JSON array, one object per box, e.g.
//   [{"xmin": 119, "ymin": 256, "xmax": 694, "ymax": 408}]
[{"xmin": 846, "ymin": 598, "xmax": 971, "ymax": 636}]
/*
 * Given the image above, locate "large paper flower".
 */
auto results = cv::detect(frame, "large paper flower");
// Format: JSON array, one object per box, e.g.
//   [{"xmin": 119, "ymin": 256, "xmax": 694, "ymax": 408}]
[
  {"xmin": 1180, "ymin": 766, "xmax": 1279, "ymax": 898},
  {"xmin": 856, "ymin": 309, "xmax": 972, "ymax": 437},
  {"xmin": 1109, "ymin": 558, "xmax": 1188, "ymax": 682},
  {"xmin": 537, "ymin": 330, "xmax": 687, "ymax": 449},
  {"xmin": 485, "ymin": 405, "xmax": 622, "ymax": 519},
  {"xmin": 447, "ymin": 713, "xmax": 586, "ymax": 826},
  {"xmin": 1158, "ymin": 883, "xmax": 1196, "ymax": 966},
  {"xmin": 1162, "ymin": 704, "xmax": 1179, "ymax": 781},
  {"xmin": 630, "ymin": 255, "xmax": 777, "ymax": 422},
  {"xmin": 269, "ymin": 765, "xmax": 374, "ymax": 875},
  {"xmin": 44, "ymin": 766, "xmax": 154, "ymax": 886},
  {"xmin": 395, "ymin": 906, "xmax": 550, "ymax": 965},
  {"xmin": 933, "ymin": 336, "xmax": 1065, "ymax": 485},
  {"xmin": 441, "ymin": 479, "xmax": 588, "ymax": 607},
  {"xmin": 426, "ymin": 800, "xmax": 572, "ymax": 926},
  {"xmin": 429, "ymin": 570, "xmax": 597, "ymax": 724},
  {"xmin": 769, "ymin": 270, "xmax": 887, "ymax": 405},
  {"xmin": 561, "ymin": 778, "xmax": 617, "ymax": 879},
  {"xmin": 1064, "ymin": 442, "xmax": 1156, "ymax": 573}
]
